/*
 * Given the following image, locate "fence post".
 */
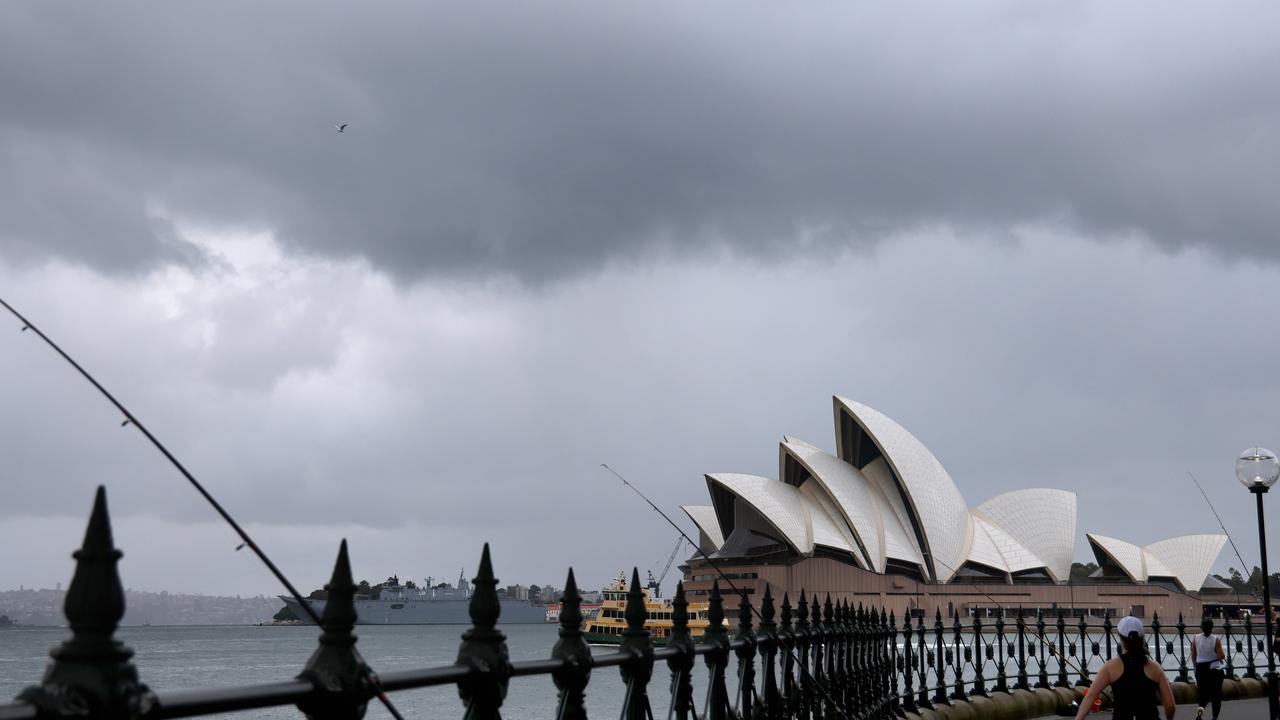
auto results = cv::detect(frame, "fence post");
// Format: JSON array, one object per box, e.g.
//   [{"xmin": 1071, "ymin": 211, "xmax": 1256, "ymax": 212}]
[
  {"xmin": 1035, "ymin": 610, "xmax": 1049, "ymax": 689},
  {"xmin": 1245, "ymin": 613, "xmax": 1258, "ymax": 679},
  {"xmin": 17, "ymin": 487, "xmax": 154, "ymax": 718},
  {"xmin": 932, "ymin": 607, "xmax": 948, "ymax": 705},
  {"xmin": 917, "ymin": 610, "xmax": 932, "ymax": 710},
  {"xmin": 456, "ymin": 543, "xmax": 511, "ymax": 720},
  {"xmin": 882, "ymin": 608, "xmax": 893, "ymax": 720},
  {"xmin": 757, "ymin": 585, "xmax": 782, "ymax": 719},
  {"xmin": 702, "ymin": 581, "xmax": 732, "ymax": 720},
  {"xmin": 970, "ymin": 612, "xmax": 986, "ymax": 697},
  {"xmin": 994, "ymin": 609, "xmax": 1008, "ymax": 693},
  {"xmin": 1075, "ymin": 611, "xmax": 1090, "ymax": 686},
  {"xmin": 796, "ymin": 591, "xmax": 813, "ymax": 719},
  {"xmin": 297, "ymin": 540, "xmax": 371, "ymax": 720},
  {"xmin": 951, "ymin": 609, "xmax": 965, "ymax": 700},
  {"xmin": 552, "ymin": 568, "xmax": 592, "ymax": 720},
  {"xmin": 890, "ymin": 607, "xmax": 901, "ymax": 712},
  {"xmin": 841, "ymin": 602, "xmax": 853, "ymax": 714},
  {"xmin": 849, "ymin": 603, "xmax": 860, "ymax": 717},
  {"xmin": 620, "ymin": 568, "xmax": 655, "ymax": 720},
  {"xmin": 900, "ymin": 609, "xmax": 916, "ymax": 716},
  {"xmin": 665, "ymin": 581, "xmax": 696, "ymax": 720},
  {"xmin": 1223, "ymin": 615, "xmax": 1236, "ymax": 680},
  {"xmin": 813, "ymin": 593, "xmax": 827, "ymax": 720},
  {"xmin": 780, "ymin": 593, "xmax": 798, "ymax": 716},
  {"xmin": 1104, "ymin": 611, "xmax": 1114, "ymax": 662},
  {"xmin": 1015, "ymin": 611, "xmax": 1029, "ymax": 691},
  {"xmin": 733, "ymin": 590, "xmax": 756, "ymax": 718},
  {"xmin": 1152, "ymin": 612, "xmax": 1163, "ymax": 669},
  {"xmin": 1055, "ymin": 611, "xmax": 1070, "ymax": 688},
  {"xmin": 1176, "ymin": 613, "xmax": 1190, "ymax": 683}
]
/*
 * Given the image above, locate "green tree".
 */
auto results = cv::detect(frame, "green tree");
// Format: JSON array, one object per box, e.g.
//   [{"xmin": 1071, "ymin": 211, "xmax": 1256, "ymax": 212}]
[
  {"xmin": 1069, "ymin": 562, "xmax": 1100, "ymax": 583},
  {"xmin": 272, "ymin": 605, "xmax": 298, "ymax": 622}
]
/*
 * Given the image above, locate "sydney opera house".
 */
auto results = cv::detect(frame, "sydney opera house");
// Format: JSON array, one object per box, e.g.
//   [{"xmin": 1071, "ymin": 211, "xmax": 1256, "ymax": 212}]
[{"xmin": 678, "ymin": 397, "xmax": 1233, "ymax": 620}]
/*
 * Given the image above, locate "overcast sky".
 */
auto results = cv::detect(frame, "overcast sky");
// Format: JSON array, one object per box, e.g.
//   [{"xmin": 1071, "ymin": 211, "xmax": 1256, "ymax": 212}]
[{"xmin": 3, "ymin": 1, "xmax": 1280, "ymax": 598}]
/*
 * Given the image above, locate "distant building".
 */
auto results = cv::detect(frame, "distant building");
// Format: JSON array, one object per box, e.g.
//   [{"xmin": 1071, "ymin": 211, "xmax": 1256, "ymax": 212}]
[{"xmin": 679, "ymin": 396, "xmax": 1228, "ymax": 620}]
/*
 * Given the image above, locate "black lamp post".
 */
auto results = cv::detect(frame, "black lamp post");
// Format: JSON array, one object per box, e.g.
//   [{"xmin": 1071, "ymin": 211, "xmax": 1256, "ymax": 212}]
[{"xmin": 1237, "ymin": 447, "xmax": 1280, "ymax": 720}]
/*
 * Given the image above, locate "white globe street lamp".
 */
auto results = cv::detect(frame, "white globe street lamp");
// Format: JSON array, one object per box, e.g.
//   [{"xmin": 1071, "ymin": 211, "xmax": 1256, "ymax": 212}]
[{"xmin": 1237, "ymin": 447, "xmax": 1280, "ymax": 720}]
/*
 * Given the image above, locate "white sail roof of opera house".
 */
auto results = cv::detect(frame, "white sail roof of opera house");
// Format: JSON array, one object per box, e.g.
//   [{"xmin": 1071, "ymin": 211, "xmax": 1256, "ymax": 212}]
[
  {"xmin": 971, "ymin": 489, "xmax": 1077, "ymax": 582},
  {"xmin": 683, "ymin": 395, "xmax": 1228, "ymax": 588},
  {"xmin": 1088, "ymin": 532, "xmax": 1228, "ymax": 591},
  {"xmin": 680, "ymin": 505, "xmax": 725, "ymax": 552},
  {"xmin": 833, "ymin": 397, "xmax": 973, "ymax": 582},
  {"xmin": 705, "ymin": 473, "xmax": 813, "ymax": 555}
]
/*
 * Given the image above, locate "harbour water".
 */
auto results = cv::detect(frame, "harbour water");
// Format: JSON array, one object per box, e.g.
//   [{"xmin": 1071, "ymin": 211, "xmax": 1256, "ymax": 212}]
[{"xmin": 0, "ymin": 624, "xmax": 709, "ymax": 718}]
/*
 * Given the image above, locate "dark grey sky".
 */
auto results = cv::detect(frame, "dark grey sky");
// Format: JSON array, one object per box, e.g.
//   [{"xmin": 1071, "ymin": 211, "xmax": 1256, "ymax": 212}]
[{"xmin": 2, "ymin": 2, "xmax": 1280, "ymax": 596}]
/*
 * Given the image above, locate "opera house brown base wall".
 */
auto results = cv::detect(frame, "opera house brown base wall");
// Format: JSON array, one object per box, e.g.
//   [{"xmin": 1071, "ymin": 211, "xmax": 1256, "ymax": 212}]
[{"xmin": 682, "ymin": 556, "xmax": 1209, "ymax": 622}]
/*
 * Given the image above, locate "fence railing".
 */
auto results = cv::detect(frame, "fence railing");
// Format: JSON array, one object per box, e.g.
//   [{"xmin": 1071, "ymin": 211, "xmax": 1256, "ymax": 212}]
[
  {"xmin": 895, "ymin": 603, "xmax": 1275, "ymax": 713},
  {"xmin": 1, "ymin": 487, "xmax": 1273, "ymax": 720}
]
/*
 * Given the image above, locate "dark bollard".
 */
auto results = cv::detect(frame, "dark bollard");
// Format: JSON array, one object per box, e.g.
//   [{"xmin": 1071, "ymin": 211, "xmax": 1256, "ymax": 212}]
[
  {"xmin": 756, "ymin": 586, "xmax": 782, "ymax": 719},
  {"xmin": 456, "ymin": 544, "xmax": 511, "ymax": 720},
  {"xmin": 552, "ymin": 568, "xmax": 592, "ymax": 720},
  {"xmin": 665, "ymin": 582, "xmax": 696, "ymax": 720},
  {"xmin": 297, "ymin": 540, "xmax": 371, "ymax": 720},
  {"xmin": 619, "ymin": 568, "xmax": 654, "ymax": 720},
  {"xmin": 18, "ymin": 487, "xmax": 155, "ymax": 718},
  {"xmin": 701, "ymin": 582, "xmax": 732, "ymax": 720},
  {"xmin": 733, "ymin": 590, "xmax": 756, "ymax": 718}
]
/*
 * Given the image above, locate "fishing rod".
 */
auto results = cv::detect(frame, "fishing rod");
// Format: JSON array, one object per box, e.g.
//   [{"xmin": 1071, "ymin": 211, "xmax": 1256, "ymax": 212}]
[
  {"xmin": 0, "ymin": 298, "xmax": 406, "ymax": 720},
  {"xmin": 1188, "ymin": 472, "xmax": 1262, "ymax": 601},
  {"xmin": 601, "ymin": 463, "xmax": 853, "ymax": 720}
]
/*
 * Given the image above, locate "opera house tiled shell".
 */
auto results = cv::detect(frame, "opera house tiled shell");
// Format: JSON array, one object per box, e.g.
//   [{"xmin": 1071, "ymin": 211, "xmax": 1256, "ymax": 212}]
[{"xmin": 682, "ymin": 396, "xmax": 1225, "ymax": 590}]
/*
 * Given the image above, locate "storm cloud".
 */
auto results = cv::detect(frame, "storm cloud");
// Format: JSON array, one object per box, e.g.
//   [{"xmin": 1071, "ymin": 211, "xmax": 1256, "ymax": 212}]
[
  {"xmin": 3, "ymin": 3, "xmax": 1280, "ymax": 597},
  {"xmin": 3, "ymin": 2, "xmax": 1280, "ymax": 281}
]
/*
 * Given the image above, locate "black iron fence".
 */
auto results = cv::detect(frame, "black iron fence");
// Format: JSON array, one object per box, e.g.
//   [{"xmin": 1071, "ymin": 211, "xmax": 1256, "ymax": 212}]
[
  {"xmin": 1, "ymin": 487, "xmax": 1274, "ymax": 720},
  {"xmin": 895, "ymin": 603, "xmax": 1275, "ymax": 712}
]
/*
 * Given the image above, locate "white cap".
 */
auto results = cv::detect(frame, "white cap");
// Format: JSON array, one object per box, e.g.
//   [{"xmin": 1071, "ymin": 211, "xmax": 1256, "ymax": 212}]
[{"xmin": 1117, "ymin": 616, "xmax": 1143, "ymax": 637}]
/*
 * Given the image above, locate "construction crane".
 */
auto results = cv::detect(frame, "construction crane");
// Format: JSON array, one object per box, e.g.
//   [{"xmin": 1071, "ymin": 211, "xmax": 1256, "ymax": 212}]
[{"xmin": 645, "ymin": 535, "xmax": 689, "ymax": 599}]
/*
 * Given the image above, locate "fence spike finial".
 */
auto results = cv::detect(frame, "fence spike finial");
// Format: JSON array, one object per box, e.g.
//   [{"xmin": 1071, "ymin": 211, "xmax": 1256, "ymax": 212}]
[
  {"xmin": 457, "ymin": 543, "xmax": 510, "ymax": 719},
  {"xmin": 19, "ymin": 486, "xmax": 154, "ymax": 717},
  {"xmin": 552, "ymin": 567, "xmax": 591, "ymax": 720},
  {"xmin": 298, "ymin": 539, "xmax": 370, "ymax": 719}
]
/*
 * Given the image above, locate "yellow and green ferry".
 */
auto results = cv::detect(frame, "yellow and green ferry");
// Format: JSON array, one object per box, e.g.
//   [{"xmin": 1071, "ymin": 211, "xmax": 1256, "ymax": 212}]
[{"xmin": 582, "ymin": 575, "xmax": 720, "ymax": 645}]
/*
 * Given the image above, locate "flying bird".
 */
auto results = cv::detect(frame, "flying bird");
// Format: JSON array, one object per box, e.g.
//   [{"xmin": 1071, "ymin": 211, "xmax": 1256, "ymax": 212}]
[{"xmin": 335, "ymin": 123, "xmax": 348, "ymax": 133}]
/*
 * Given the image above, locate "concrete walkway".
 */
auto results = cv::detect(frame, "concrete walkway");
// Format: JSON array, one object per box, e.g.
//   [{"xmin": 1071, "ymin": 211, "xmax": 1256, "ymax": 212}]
[{"xmin": 1047, "ymin": 697, "xmax": 1272, "ymax": 720}]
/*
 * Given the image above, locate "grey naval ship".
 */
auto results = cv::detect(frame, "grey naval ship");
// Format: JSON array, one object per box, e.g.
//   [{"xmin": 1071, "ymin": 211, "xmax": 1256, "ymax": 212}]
[{"xmin": 280, "ymin": 570, "xmax": 546, "ymax": 625}]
